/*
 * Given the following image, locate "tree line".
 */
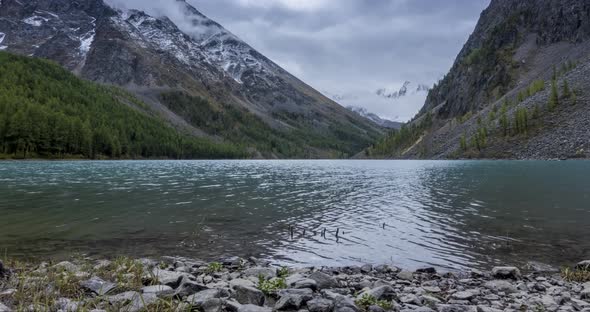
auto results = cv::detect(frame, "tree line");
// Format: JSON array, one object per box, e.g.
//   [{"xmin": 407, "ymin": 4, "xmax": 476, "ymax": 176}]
[{"xmin": 0, "ymin": 52, "xmax": 246, "ymax": 159}]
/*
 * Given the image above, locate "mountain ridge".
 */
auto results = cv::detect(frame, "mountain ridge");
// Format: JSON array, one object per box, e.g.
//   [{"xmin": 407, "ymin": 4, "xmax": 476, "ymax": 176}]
[{"xmin": 0, "ymin": 0, "xmax": 383, "ymax": 158}]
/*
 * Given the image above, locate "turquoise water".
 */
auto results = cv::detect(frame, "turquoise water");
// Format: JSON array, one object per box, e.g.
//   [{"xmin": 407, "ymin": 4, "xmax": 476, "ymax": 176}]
[{"xmin": 0, "ymin": 160, "xmax": 589, "ymax": 270}]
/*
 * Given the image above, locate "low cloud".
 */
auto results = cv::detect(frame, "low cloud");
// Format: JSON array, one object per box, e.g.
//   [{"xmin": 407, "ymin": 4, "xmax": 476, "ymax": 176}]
[{"xmin": 104, "ymin": 0, "xmax": 490, "ymax": 122}]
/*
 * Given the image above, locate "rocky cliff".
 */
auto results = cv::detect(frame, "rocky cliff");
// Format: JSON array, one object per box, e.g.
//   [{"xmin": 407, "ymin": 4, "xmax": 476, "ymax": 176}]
[{"xmin": 370, "ymin": 0, "xmax": 590, "ymax": 159}]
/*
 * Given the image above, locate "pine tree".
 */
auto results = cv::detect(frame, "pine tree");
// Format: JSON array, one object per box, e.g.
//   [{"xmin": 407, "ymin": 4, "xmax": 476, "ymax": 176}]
[
  {"xmin": 549, "ymin": 80, "xmax": 559, "ymax": 110},
  {"xmin": 562, "ymin": 80, "xmax": 570, "ymax": 99}
]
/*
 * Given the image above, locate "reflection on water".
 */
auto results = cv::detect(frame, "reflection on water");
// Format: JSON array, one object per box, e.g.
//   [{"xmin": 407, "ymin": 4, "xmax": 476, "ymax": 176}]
[{"xmin": 0, "ymin": 160, "xmax": 589, "ymax": 270}]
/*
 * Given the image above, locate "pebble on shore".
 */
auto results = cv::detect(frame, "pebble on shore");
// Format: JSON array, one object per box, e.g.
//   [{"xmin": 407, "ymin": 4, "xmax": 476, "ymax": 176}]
[{"xmin": 0, "ymin": 257, "xmax": 590, "ymax": 312}]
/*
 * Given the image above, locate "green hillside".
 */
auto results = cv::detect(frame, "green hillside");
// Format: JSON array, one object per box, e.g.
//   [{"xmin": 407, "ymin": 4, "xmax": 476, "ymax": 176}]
[{"xmin": 0, "ymin": 52, "xmax": 245, "ymax": 159}]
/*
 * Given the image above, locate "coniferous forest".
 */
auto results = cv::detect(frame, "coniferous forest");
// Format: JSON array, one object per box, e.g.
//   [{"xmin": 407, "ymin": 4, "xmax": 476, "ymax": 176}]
[{"xmin": 0, "ymin": 52, "xmax": 246, "ymax": 159}]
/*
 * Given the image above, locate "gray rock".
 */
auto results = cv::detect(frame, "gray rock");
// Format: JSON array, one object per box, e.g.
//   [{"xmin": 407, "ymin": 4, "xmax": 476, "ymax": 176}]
[
  {"xmin": 451, "ymin": 290, "xmax": 479, "ymax": 300},
  {"xmin": 576, "ymin": 261, "xmax": 590, "ymax": 271},
  {"xmin": 275, "ymin": 290, "xmax": 312, "ymax": 311},
  {"xmin": 200, "ymin": 298, "xmax": 225, "ymax": 312},
  {"xmin": 333, "ymin": 296, "xmax": 359, "ymax": 312},
  {"xmin": 422, "ymin": 286, "xmax": 441, "ymax": 293},
  {"xmin": 580, "ymin": 289, "xmax": 590, "ymax": 299},
  {"xmin": 173, "ymin": 277, "xmax": 208, "ymax": 299},
  {"xmin": 484, "ymin": 280, "xmax": 517, "ymax": 293},
  {"xmin": 420, "ymin": 295, "xmax": 441, "ymax": 305},
  {"xmin": 141, "ymin": 285, "xmax": 174, "ymax": 296},
  {"xmin": 151, "ymin": 268, "xmax": 190, "ymax": 288},
  {"xmin": 237, "ymin": 304, "xmax": 272, "ymax": 312},
  {"xmin": 396, "ymin": 271, "xmax": 413, "ymax": 281},
  {"xmin": 286, "ymin": 275, "xmax": 318, "ymax": 290},
  {"xmin": 307, "ymin": 298, "xmax": 334, "ymax": 312},
  {"xmin": 0, "ymin": 260, "xmax": 8, "ymax": 279},
  {"xmin": 230, "ymin": 279, "xmax": 257, "ymax": 289},
  {"xmin": 52, "ymin": 261, "xmax": 79, "ymax": 273},
  {"xmin": 309, "ymin": 272, "xmax": 339, "ymax": 289},
  {"xmin": 415, "ymin": 267, "xmax": 436, "ymax": 274},
  {"xmin": 400, "ymin": 294, "xmax": 422, "ymax": 305},
  {"xmin": 374, "ymin": 265, "xmax": 396, "ymax": 274},
  {"xmin": 469, "ymin": 269, "xmax": 484, "ymax": 278},
  {"xmin": 436, "ymin": 304, "xmax": 477, "ymax": 312},
  {"xmin": 0, "ymin": 302, "xmax": 11, "ymax": 312},
  {"xmin": 476, "ymin": 306, "xmax": 503, "ymax": 312},
  {"xmin": 361, "ymin": 265, "xmax": 373, "ymax": 274},
  {"xmin": 80, "ymin": 276, "xmax": 117, "ymax": 295},
  {"xmin": 186, "ymin": 288, "xmax": 230, "ymax": 306},
  {"xmin": 108, "ymin": 291, "xmax": 158, "ymax": 312},
  {"xmin": 368, "ymin": 305, "xmax": 385, "ymax": 312},
  {"xmin": 361, "ymin": 285, "xmax": 397, "ymax": 301},
  {"xmin": 243, "ymin": 267, "xmax": 276, "ymax": 280},
  {"xmin": 55, "ymin": 298, "xmax": 79, "ymax": 312},
  {"xmin": 491, "ymin": 267, "xmax": 521, "ymax": 280},
  {"xmin": 233, "ymin": 284, "xmax": 265, "ymax": 306}
]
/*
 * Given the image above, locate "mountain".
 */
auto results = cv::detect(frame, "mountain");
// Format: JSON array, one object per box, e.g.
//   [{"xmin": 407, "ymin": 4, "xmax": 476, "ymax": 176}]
[
  {"xmin": 0, "ymin": 52, "xmax": 244, "ymax": 159},
  {"xmin": 0, "ymin": 0, "xmax": 383, "ymax": 159},
  {"xmin": 375, "ymin": 81, "xmax": 430, "ymax": 100},
  {"xmin": 346, "ymin": 106, "xmax": 403, "ymax": 129},
  {"xmin": 369, "ymin": 0, "xmax": 590, "ymax": 160}
]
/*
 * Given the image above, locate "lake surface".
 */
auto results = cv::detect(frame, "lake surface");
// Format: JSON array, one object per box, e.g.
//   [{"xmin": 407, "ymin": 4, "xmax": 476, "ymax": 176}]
[{"xmin": 1, "ymin": 160, "xmax": 589, "ymax": 271}]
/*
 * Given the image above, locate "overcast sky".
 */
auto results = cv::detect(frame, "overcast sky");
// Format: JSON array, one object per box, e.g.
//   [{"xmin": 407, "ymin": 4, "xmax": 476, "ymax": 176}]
[{"xmin": 109, "ymin": 0, "xmax": 491, "ymax": 121}]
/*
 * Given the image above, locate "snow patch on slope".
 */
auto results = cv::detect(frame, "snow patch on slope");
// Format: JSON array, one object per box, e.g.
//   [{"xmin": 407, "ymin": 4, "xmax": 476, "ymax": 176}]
[
  {"xmin": 0, "ymin": 32, "xmax": 6, "ymax": 50},
  {"xmin": 79, "ymin": 17, "xmax": 96, "ymax": 56},
  {"xmin": 23, "ymin": 16, "xmax": 49, "ymax": 27}
]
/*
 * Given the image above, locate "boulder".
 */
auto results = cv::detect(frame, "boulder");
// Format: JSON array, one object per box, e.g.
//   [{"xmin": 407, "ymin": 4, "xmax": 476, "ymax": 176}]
[
  {"xmin": 243, "ymin": 267, "xmax": 276, "ymax": 280},
  {"xmin": 491, "ymin": 267, "xmax": 521, "ymax": 280},
  {"xmin": 451, "ymin": 290, "xmax": 479, "ymax": 300},
  {"xmin": 275, "ymin": 288, "xmax": 314, "ymax": 310},
  {"xmin": 80, "ymin": 276, "xmax": 117, "ymax": 296},
  {"xmin": 107, "ymin": 291, "xmax": 158, "ymax": 312},
  {"xmin": 52, "ymin": 261, "xmax": 80, "ymax": 273},
  {"xmin": 199, "ymin": 298, "xmax": 225, "ymax": 312},
  {"xmin": 237, "ymin": 304, "xmax": 272, "ymax": 312},
  {"xmin": 436, "ymin": 304, "xmax": 477, "ymax": 312},
  {"xmin": 483, "ymin": 280, "xmax": 517, "ymax": 293},
  {"xmin": 151, "ymin": 268, "xmax": 190, "ymax": 288},
  {"xmin": 368, "ymin": 305, "xmax": 385, "ymax": 312},
  {"xmin": 361, "ymin": 265, "xmax": 373, "ymax": 274},
  {"xmin": 396, "ymin": 271, "xmax": 414, "ymax": 281},
  {"xmin": 307, "ymin": 298, "xmax": 334, "ymax": 312},
  {"xmin": 141, "ymin": 285, "xmax": 174, "ymax": 297},
  {"xmin": 415, "ymin": 267, "xmax": 436, "ymax": 274},
  {"xmin": 333, "ymin": 296, "xmax": 359, "ymax": 312},
  {"xmin": 286, "ymin": 274, "xmax": 318, "ymax": 290},
  {"xmin": 173, "ymin": 277, "xmax": 208, "ymax": 299},
  {"xmin": 359, "ymin": 285, "xmax": 397, "ymax": 301},
  {"xmin": 186, "ymin": 288, "xmax": 230, "ymax": 306},
  {"xmin": 54, "ymin": 298, "xmax": 79, "ymax": 312},
  {"xmin": 233, "ymin": 284, "xmax": 265, "ymax": 306},
  {"xmin": 309, "ymin": 271, "xmax": 339, "ymax": 289},
  {"xmin": 576, "ymin": 260, "xmax": 590, "ymax": 271},
  {"xmin": 0, "ymin": 302, "xmax": 11, "ymax": 312}
]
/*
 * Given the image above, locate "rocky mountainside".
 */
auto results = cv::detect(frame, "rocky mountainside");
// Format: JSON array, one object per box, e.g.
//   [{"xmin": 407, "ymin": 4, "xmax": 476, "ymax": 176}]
[
  {"xmin": 346, "ymin": 106, "xmax": 403, "ymax": 129},
  {"xmin": 0, "ymin": 0, "xmax": 382, "ymax": 158},
  {"xmin": 369, "ymin": 0, "xmax": 590, "ymax": 159}
]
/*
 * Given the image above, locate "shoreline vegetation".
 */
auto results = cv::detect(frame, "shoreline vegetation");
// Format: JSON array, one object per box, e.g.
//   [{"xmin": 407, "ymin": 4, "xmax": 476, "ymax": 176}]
[{"xmin": 1, "ymin": 256, "xmax": 589, "ymax": 312}]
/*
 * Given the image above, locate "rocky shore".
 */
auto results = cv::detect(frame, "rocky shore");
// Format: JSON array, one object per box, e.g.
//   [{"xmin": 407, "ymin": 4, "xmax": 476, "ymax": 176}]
[{"xmin": 1, "ymin": 257, "xmax": 590, "ymax": 312}]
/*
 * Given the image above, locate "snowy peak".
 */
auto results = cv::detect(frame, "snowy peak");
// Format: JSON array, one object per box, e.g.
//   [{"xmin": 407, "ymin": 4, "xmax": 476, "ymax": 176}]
[
  {"xmin": 376, "ymin": 81, "xmax": 430, "ymax": 100},
  {"xmin": 347, "ymin": 106, "xmax": 403, "ymax": 129}
]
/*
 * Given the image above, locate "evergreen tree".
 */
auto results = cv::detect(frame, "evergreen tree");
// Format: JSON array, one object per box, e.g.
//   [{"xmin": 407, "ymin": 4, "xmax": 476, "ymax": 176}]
[
  {"xmin": 562, "ymin": 80, "xmax": 570, "ymax": 99},
  {"xmin": 549, "ymin": 80, "xmax": 559, "ymax": 110}
]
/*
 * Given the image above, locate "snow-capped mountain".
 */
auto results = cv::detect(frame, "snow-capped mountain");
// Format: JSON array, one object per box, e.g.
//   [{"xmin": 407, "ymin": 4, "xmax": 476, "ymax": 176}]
[
  {"xmin": 0, "ymin": 0, "xmax": 383, "ymax": 157},
  {"xmin": 346, "ymin": 106, "xmax": 403, "ymax": 129},
  {"xmin": 376, "ymin": 81, "xmax": 430, "ymax": 100}
]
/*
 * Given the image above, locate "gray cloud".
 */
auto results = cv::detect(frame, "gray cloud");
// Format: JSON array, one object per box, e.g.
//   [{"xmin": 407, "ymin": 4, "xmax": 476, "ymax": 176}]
[{"xmin": 105, "ymin": 0, "xmax": 490, "ymax": 121}]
